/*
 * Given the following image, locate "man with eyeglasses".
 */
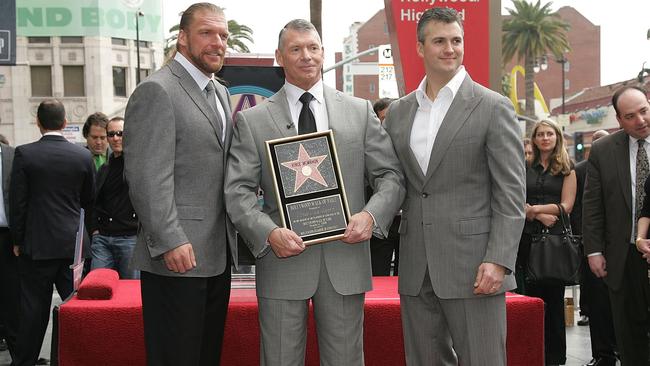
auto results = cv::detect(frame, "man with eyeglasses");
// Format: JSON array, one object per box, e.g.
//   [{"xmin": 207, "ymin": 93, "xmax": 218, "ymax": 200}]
[{"xmin": 89, "ymin": 116, "xmax": 139, "ymax": 279}]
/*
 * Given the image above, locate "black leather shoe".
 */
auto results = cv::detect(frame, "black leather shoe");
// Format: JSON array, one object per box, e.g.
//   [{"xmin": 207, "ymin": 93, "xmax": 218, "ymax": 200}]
[
  {"xmin": 0, "ymin": 338, "xmax": 7, "ymax": 352},
  {"xmin": 583, "ymin": 357, "xmax": 616, "ymax": 366},
  {"xmin": 577, "ymin": 315, "xmax": 590, "ymax": 326}
]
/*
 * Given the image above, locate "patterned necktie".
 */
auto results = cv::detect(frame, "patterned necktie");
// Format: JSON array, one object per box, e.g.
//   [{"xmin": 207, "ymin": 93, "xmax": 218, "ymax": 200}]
[
  {"xmin": 635, "ymin": 139, "xmax": 649, "ymax": 237},
  {"xmin": 298, "ymin": 92, "xmax": 317, "ymax": 135},
  {"xmin": 204, "ymin": 80, "xmax": 224, "ymax": 141}
]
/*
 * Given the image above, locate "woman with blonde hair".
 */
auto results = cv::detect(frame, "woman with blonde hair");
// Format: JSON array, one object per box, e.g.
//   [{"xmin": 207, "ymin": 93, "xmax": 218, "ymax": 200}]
[{"xmin": 516, "ymin": 119, "xmax": 577, "ymax": 365}]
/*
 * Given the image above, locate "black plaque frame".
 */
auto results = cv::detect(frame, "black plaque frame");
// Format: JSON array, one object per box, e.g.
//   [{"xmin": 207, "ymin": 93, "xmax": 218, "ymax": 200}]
[{"xmin": 266, "ymin": 130, "xmax": 351, "ymax": 245}]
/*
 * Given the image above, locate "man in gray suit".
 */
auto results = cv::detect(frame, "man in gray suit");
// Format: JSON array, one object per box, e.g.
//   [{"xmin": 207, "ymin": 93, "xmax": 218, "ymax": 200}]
[
  {"xmin": 123, "ymin": 3, "xmax": 236, "ymax": 365},
  {"xmin": 383, "ymin": 8, "xmax": 525, "ymax": 365},
  {"xmin": 225, "ymin": 19, "xmax": 404, "ymax": 366}
]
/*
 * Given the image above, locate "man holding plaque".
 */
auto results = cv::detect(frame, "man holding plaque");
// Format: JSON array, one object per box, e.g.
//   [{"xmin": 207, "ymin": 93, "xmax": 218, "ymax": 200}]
[
  {"xmin": 225, "ymin": 19, "xmax": 404, "ymax": 366},
  {"xmin": 383, "ymin": 8, "xmax": 525, "ymax": 365}
]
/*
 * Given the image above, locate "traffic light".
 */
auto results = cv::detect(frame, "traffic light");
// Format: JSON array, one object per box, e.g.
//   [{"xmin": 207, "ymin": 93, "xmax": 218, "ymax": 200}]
[{"xmin": 574, "ymin": 132, "xmax": 584, "ymax": 161}]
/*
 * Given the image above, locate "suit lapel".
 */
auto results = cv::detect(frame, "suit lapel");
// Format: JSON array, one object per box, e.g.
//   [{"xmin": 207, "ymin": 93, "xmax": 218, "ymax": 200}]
[
  {"xmin": 323, "ymin": 86, "xmax": 344, "ymax": 137},
  {"xmin": 216, "ymin": 83, "xmax": 233, "ymax": 153},
  {"xmin": 397, "ymin": 94, "xmax": 426, "ymax": 188},
  {"xmin": 266, "ymin": 87, "xmax": 297, "ymax": 138},
  {"xmin": 423, "ymin": 76, "xmax": 481, "ymax": 185},
  {"xmin": 615, "ymin": 132, "xmax": 632, "ymax": 212},
  {"xmin": 1, "ymin": 144, "xmax": 11, "ymax": 203},
  {"xmin": 169, "ymin": 61, "xmax": 224, "ymax": 148}
]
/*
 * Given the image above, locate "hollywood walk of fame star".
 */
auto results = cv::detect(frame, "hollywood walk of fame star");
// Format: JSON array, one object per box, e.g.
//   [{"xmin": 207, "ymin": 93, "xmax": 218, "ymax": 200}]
[{"xmin": 281, "ymin": 143, "xmax": 328, "ymax": 192}]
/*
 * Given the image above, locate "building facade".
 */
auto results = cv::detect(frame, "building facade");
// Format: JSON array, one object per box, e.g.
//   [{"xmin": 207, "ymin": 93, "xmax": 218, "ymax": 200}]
[{"xmin": 0, "ymin": 1, "xmax": 164, "ymax": 146}]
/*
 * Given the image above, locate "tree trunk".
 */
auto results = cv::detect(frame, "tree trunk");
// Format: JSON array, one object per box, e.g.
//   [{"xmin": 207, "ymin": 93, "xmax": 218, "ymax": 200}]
[
  {"xmin": 310, "ymin": 0, "xmax": 322, "ymax": 41},
  {"xmin": 524, "ymin": 55, "xmax": 537, "ymax": 136}
]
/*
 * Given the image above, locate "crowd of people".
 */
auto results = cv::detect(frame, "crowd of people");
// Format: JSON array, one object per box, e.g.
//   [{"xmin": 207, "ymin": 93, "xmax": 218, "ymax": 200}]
[{"xmin": 0, "ymin": 2, "xmax": 648, "ymax": 366}]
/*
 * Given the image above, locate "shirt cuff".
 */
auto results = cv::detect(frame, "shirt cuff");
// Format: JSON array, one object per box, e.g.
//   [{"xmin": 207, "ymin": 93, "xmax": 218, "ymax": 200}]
[
  {"xmin": 364, "ymin": 210, "xmax": 385, "ymax": 239},
  {"xmin": 587, "ymin": 252, "xmax": 602, "ymax": 257}
]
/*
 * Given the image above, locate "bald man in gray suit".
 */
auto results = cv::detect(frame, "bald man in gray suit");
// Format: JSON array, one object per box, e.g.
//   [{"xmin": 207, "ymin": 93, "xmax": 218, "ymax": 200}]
[
  {"xmin": 225, "ymin": 19, "xmax": 404, "ymax": 366},
  {"xmin": 383, "ymin": 8, "xmax": 525, "ymax": 366}
]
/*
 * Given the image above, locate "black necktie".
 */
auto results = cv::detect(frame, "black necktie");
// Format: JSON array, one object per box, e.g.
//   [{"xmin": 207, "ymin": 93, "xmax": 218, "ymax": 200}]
[
  {"xmin": 636, "ymin": 139, "xmax": 649, "ymax": 237},
  {"xmin": 204, "ymin": 80, "xmax": 224, "ymax": 141},
  {"xmin": 298, "ymin": 92, "xmax": 316, "ymax": 135}
]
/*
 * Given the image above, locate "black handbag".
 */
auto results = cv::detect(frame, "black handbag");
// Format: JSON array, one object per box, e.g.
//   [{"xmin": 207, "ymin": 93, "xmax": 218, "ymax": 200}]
[{"xmin": 526, "ymin": 203, "xmax": 583, "ymax": 286}]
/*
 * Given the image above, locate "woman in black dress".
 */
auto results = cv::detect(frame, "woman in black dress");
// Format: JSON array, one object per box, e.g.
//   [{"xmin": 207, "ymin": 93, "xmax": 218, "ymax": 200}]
[{"xmin": 516, "ymin": 119, "xmax": 577, "ymax": 366}]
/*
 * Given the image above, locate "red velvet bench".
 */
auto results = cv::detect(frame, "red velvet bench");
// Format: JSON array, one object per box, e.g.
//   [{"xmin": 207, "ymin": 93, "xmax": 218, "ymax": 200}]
[{"xmin": 56, "ymin": 270, "xmax": 543, "ymax": 365}]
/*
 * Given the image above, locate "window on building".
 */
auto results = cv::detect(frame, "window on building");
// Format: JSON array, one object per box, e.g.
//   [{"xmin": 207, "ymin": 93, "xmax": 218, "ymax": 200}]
[
  {"xmin": 138, "ymin": 68, "xmax": 150, "ymax": 83},
  {"xmin": 564, "ymin": 61, "xmax": 570, "ymax": 72},
  {"xmin": 137, "ymin": 40, "xmax": 149, "ymax": 48},
  {"xmin": 28, "ymin": 37, "xmax": 50, "ymax": 44},
  {"xmin": 564, "ymin": 79, "xmax": 570, "ymax": 91},
  {"xmin": 369, "ymin": 82, "xmax": 376, "ymax": 94},
  {"xmin": 61, "ymin": 36, "xmax": 83, "ymax": 44},
  {"xmin": 63, "ymin": 66, "xmax": 85, "ymax": 96},
  {"xmin": 111, "ymin": 38, "xmax": 127, "ymax": 46},
  {"xmin": 113, "ymin": 67, "xmax": 127, "ymax": 97},
  {"xmin": 31, "ymin": 66, "xmax": 52, "ymax": 96}
]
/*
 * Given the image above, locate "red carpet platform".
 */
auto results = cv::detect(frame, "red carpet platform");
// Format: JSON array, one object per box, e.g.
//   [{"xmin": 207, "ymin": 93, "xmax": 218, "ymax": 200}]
[{"xmin": 57, "ymin": 270, "xmax": 544, "ymax": 365}]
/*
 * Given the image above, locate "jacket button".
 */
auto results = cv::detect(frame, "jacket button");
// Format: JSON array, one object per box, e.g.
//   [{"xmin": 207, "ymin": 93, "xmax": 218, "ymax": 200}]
[
  {"xmin": 109, "ymin": 217, "xmax": 113, "ymax": 222},
  {"xmin": 422, "ymin": 192, "xmax": 429, "ymax": 198}
]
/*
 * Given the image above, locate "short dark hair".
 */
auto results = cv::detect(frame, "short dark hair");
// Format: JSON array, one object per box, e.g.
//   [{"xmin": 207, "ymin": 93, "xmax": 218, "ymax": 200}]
[
  {"xmin": 612, "ymin": 86, "xmax": 648, "ymax": 117},
  {"xmin": 278, "ymin": 19, "xmax": 320, "ymax": 50},
  {"xmin": 37, "ymin": 99, "xmax": 66, "ymax": 130},
  {"xmin": 107, "ymin": 116, "xmax": 124, "ymax": 130},
  {"xmin": 82, "ymin": 112, "xmax": 109, "ymax": 138},
  {"xmin": 177, "ymin": 3, "xmax": 225, "ymax": 52},
  {"xmin": 416, "ymin": 7, "xmax": 463, "ymax": 43},
  {"xmin": 373, "ymin": 98, "xmax": 394, "ymax": 115}
]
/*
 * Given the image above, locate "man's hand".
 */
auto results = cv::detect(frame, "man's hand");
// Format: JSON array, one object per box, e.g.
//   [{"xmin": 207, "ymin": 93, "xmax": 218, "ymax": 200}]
[
  {"xmin": 473, "ymin": 262, "xmax": 506, "ymax": 295},
  {"xmin": 268, "ymin": 228, "xmax": 305, "ymax": 258},
  {"xmin": 588, "ymin": 254, "xmax": 607, "ymax": 278},
  {"xmin": 342, "ymin": 211, "xmax": 374, "ymax": 244},
  {"xmin": 536, "ymin": 213, "xmax": 558, "ymax": 228},
  {"xmin": 12, "ymin": 245, "xmax": 20, "ymax": 257},
  {"xmin": 163, "ymin": 243, "xmax": 196, "ymax": 274}
]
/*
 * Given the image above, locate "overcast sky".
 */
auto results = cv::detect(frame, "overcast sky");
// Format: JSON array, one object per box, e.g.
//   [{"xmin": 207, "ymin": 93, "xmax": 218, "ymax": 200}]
[{"xmin": 163, "ymin": 0, "xmax": 650, "ymax": 87}]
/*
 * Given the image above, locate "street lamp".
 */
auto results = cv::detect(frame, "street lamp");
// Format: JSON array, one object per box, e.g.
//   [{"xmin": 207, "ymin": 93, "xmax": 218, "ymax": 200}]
[
  {"xmin": 556, "ymin": 55, "xmax": 568, "ymax": 115},
  {"xmin": 533, "ymin": 55, "xmax": 548, "ymax": 73},
  {"xmin": 135, "ymin": 10, "xmax": 144, "ymax": 85}
]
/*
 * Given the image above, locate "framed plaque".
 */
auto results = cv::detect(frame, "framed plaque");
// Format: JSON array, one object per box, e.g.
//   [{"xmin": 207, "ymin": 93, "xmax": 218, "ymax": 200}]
[{"xmin": 266, "ymin": 130, "xmax": 351, "ymax": 245}]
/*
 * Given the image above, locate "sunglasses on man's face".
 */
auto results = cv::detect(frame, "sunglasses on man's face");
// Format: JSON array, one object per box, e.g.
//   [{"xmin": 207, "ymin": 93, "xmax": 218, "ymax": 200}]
[{"xmin": 107, "ymin": 131, "xmax": 123, "ymax": 138}]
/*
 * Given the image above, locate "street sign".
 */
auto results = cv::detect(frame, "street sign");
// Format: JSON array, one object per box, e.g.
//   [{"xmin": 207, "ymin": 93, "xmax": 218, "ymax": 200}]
[{"xmin": 0, "ymin": 1, "xmax": 16, "ymax": 65}]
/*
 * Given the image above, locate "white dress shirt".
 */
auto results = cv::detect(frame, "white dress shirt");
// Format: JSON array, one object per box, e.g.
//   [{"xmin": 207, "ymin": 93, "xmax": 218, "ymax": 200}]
[
  {"xmin": 174, "ymin": 52, "xmax": 227, "ymax": 140},
  {"xmin": 410, "ymin": 66, "xmax": 467, "ymax": 174},
  {"xmin": 283, "ymin": 80, "xmax": 329, "ymax": 133}
]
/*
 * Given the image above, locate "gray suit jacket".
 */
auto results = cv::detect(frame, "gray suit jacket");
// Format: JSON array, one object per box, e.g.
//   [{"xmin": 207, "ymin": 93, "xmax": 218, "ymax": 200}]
[
  {"xmin": 1, "ymin": 143, "xmax": 14, "ymax": 224},
  {"xmin": 582, "ymin": 130, "xmax": 631, "ymax": 291},
  {"xmin": 124, "ymin": 59, "xmax": 237, "ymax": 277},
  {"xmin": 384, "ymin": 75, "xmax": 525, "ymax": 299},
  {"xmin": 225, "ymin": 85, "xmax": 405, "ymax": 300}
]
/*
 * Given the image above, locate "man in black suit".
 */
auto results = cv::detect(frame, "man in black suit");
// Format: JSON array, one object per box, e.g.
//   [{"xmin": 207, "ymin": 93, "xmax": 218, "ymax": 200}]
[
  {"xmin": 10, "ymin": 99, "xmax": 95, "ymax": 366},
  {"xmin": 584, "ymin": 86, "xmax": 650, "ymax": 365},
  {"xmin": 0, "ymin": 140, "xmax": 15, "ymax": 358},
  {"xmin": 572, "ymin": 129, "xmax": 617, "ymax": 366}
]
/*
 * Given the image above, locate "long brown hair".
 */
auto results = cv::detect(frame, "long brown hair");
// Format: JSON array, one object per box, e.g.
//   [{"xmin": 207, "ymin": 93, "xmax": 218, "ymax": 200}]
[{"xmin": 530, "ymin": 119, "xmax": 572, "ymax": 176}]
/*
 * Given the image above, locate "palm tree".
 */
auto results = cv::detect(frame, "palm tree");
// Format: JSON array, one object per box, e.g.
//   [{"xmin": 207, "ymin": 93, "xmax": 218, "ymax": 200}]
[
  {"xmin": 502, "ymin": 0, "xmax": 570, "ymax": 133},
  {"xmin": 227, "ymin": 20, "xmax": 254, "ymax": 53},
  {"xmin": 164, "ymin": 19, "xmax": 254, "ymax": 61}
]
